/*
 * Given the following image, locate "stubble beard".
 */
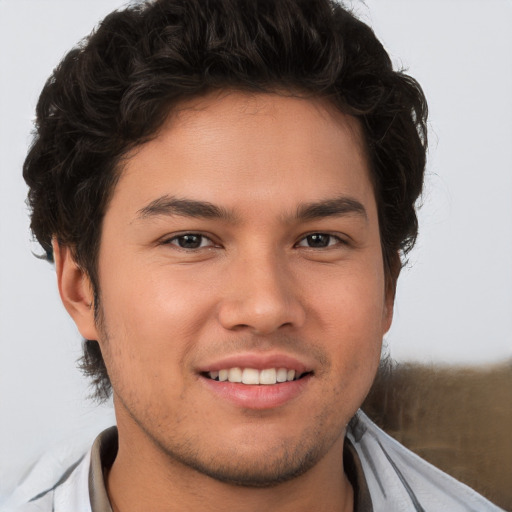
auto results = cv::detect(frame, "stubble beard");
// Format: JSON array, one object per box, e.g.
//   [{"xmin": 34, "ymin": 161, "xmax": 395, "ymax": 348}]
[
  {"xmin": 135, "ymin": 400, "xmax": 344, "ymax": 488},
  {"xmin": 96, "ymin": 303, "xmax": 351, "ymax": 489},
  {"xmin": 114, "ymin": 386, "xmax": 346, "ymax": 489}
]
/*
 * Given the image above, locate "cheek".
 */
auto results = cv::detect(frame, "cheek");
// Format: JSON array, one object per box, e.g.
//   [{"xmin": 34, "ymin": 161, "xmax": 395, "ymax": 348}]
[
  {"xmin": 309, "ymin": 264, "xmax": 385, "ymax": 377},
  {"xmin": 96, "ymin": 264, "xmax": 217, "ymax": 393},
  {"xmin": 101, "ymin": 259, "xmax": 214, "ymax": 333},
  {"xmin": 306, "ymin": 257, "xmax": 387, "ymax": 330}
]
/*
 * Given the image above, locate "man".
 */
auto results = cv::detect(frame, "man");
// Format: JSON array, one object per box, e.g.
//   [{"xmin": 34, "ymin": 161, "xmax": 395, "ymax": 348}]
[{"xmin": 14, "ymin": 0, "xmax": 504, "ymax": 510}]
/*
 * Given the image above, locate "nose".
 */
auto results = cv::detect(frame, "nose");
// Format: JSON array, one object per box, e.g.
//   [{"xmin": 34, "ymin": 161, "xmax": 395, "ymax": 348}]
[{"xmin": 217, "ymin": 252, "xmax": 306, "ymax": 335}]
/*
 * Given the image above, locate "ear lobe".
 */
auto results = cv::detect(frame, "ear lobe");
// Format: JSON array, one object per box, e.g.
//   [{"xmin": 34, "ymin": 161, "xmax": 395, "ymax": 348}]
[
  {"xmin": 382, "ymin": 253, "xmax": 400, "ymax": 334},
  {"xmin": 53, "ymin": 239, "xmax": 99, "ymax": 341},
  {"xmin": 382, "ymin": 290, "xmax": 395, "ymax": 334}
]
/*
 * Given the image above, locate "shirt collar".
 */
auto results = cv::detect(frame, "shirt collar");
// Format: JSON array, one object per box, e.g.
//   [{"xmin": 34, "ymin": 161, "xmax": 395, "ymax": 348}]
[{"xmin": 88, "ymin": 425, "xmax": 372, "ymax": 512}]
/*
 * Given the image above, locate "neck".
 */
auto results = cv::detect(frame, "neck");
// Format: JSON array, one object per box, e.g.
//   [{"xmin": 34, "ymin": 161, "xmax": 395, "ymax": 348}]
[{"xmin": 106, "ymin": 429, "xmax": 353, "ymax": 512}]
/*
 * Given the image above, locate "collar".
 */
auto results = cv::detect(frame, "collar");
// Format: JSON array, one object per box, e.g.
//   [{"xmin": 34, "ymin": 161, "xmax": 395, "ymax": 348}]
[{"xmin": 88, "ymin": 426, "xmax": 372, "ymax": 512}]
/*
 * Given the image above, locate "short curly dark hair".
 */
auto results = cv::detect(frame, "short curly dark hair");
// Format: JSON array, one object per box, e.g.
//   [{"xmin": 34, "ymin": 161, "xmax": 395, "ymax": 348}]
[{"xmin": 24, "ymin": 0, "xmax": 427, "ymax": 401}]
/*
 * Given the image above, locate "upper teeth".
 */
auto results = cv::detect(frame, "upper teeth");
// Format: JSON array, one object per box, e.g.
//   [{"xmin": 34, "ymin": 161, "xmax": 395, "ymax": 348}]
[{"xmin": 208, "ymin": 368, "xmax": 297, "ymax": 385}]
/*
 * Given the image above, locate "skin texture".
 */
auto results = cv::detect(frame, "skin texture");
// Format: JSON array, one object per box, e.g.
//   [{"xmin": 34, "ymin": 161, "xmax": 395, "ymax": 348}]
[{"xmin": 55, "ymin": 91, "xmax": 394, "ymax": 512}]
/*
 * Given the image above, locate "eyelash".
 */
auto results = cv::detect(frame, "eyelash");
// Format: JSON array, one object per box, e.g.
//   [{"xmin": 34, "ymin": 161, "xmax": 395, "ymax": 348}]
[
  {"xmin": 295, "ymin": 233, "xmax": 346, "ymax": 249},
  {"xmin": 162, "ymin": 232, "xmax": 346, "ymax": 250},
  {"xmin": 162, "ymin": 233, "xmax": 217, "ymax": 250}
]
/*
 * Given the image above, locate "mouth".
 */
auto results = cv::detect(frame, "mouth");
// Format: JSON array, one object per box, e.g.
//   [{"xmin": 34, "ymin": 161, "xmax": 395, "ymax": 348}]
[
  {"xmin": 197, "ymin": 353, "xmax": 315, "ymax": 409},
  {"xmin": 202, "ymin": 367, "xmax": 312, "ymax": 385}
]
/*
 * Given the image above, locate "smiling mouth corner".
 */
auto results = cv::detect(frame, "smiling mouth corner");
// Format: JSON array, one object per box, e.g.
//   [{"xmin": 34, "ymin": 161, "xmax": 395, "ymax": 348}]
[{"xmin": 202, "ymin": 367, "xmax": 312, "ymax": 385}]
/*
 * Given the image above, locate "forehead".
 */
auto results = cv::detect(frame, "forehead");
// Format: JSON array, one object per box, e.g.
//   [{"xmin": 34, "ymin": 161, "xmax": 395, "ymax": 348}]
[
  {"xmin": 112, "ymin": 90, "xmax": 374, "ymax": 220},
  {"xmin": 164, "ymin": 90, "xmax": 368, "ymax": 169}
]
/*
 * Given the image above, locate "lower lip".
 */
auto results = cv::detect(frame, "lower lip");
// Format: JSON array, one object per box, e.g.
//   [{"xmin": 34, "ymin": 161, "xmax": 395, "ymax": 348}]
[{"xmin": 200, "ymin": 375, "xmax": 312, "ymax": 410}]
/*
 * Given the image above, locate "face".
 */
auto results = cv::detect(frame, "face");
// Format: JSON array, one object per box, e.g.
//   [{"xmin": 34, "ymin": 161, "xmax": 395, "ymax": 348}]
[{"xmin": 70, "ymin": 91, "xmax": 393, "ymax": 485}]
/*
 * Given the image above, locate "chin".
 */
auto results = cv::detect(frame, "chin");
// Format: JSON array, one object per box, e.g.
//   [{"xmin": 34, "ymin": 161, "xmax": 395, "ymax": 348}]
[
  {"xmin": 155, "ymin": 418, "xmax": 345, "ymax": 488},
  {"xmin": 168, "ymin": 442, "xmax": 325, "ymax": 488}
]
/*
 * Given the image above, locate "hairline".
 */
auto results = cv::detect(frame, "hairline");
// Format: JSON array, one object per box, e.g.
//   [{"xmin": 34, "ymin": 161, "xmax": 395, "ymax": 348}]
[{"xmin": 81, "ymin": 87, "xmax": 396, "ymax": 310}]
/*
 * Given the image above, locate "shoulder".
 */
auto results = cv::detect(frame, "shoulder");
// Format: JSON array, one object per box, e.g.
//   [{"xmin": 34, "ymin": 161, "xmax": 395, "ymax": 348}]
[
  {"xmin": 9, "ymin": 492, "xmax": 54, "ymax": 512},
  {"xmin": 3, "ymin": 426, "xmax": 118, "ymax": 512},
  {"xmin": 3, "ymin": 443, "xmax": 95, "ymax": 512},
  {"xmin": 7, "ymin": 452, "xmax": 91, "ymax": 512},
  {"xmin": 347, "ymin": 410, "xmax": 505, "ymax": 512}
]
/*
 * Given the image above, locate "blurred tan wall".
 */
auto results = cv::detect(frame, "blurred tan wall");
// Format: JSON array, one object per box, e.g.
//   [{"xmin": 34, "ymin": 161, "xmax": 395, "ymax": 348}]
[{"xmin": 363, "ymin": 361, "xmax": 512, "ymax": 511}]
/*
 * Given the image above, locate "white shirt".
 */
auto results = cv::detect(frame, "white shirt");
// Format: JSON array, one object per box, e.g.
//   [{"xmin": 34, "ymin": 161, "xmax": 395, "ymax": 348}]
[{"xmin": 6, "ymin": 410, "xmax": 505, "ymax": 512}]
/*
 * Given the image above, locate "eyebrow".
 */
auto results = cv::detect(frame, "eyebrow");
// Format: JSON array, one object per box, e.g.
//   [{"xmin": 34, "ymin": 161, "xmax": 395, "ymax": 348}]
[
  {"xmin": 295, "ymin": 196, "xmax": 368, "ymax": 222},
  {"xmin": 136, "ymin": 194, "xmax": 367, "ymax": 223},
  {"xmin": 136, "ymin": 195, "xmax": 237, "ymax": 221}
]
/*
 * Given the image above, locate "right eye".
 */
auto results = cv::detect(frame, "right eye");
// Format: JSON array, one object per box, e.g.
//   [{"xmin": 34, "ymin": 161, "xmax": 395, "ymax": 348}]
[
  {"xmin": 163, "ymin": 233, "xmax": 216, "ymax": 250},
  {"xmin": 295, "ymin": 233, "xmax": 345, "ymax": 249}
]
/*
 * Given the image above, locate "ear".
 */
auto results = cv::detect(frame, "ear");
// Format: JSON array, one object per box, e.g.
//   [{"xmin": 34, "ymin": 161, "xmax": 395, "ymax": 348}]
[
  {"xmin": 382, "ymin": 253, "xmax": 400, "ymax": 334},
  {"xmin": 382, "ymin": 285, "xmax": 395, "ymax": 334},
  {"xmin": 53, "ymin": 239, "xmax": 100, "ymax": 341}
]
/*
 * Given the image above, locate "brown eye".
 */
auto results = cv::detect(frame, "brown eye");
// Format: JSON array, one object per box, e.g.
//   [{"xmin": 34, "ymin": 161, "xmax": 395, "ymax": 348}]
[
  {"xmin": 178, "ymin": 234, "xmax": 202, "ymax": 248},
  {"xmin": 168, "ymin": 234, "xmax": 213, "ymax": 249},
  {"xmin": 297, "ymin": 233, "xmax": 339, "ymax": 248},
  {"xmin": 307, "ymin": 234, "xmax": 329, "ymax": 247}
]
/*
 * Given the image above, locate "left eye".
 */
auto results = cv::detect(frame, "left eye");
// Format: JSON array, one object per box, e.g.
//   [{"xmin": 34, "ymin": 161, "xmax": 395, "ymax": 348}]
[
  {"xmin": 296, "ymin": 233, "xmax": 341, "ymax": 248},
  {"xmin": 167, "ymin": 234, "xmax": 214, "ymax": 249}
]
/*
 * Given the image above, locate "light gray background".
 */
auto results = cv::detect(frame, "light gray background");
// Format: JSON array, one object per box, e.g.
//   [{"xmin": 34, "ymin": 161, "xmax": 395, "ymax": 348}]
[{"xmin": 1, "ymin": 0, "xmax": 511, "ymax": 501}]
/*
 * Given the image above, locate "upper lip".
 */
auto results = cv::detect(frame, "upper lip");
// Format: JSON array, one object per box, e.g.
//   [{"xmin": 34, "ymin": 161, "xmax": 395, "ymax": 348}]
[{"xmin": 196, "ymin": 352, "xmax": 314, "ymax": 375}]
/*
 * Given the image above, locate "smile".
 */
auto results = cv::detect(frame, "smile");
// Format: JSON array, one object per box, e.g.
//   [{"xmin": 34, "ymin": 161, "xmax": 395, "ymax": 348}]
[
  {"xmin": 205, "ymin": 367, "xmax": 308, "ymax": 385},
  {"xmin": 198, "ymin": 353, "xmax": 314, "ymax": 407}
]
